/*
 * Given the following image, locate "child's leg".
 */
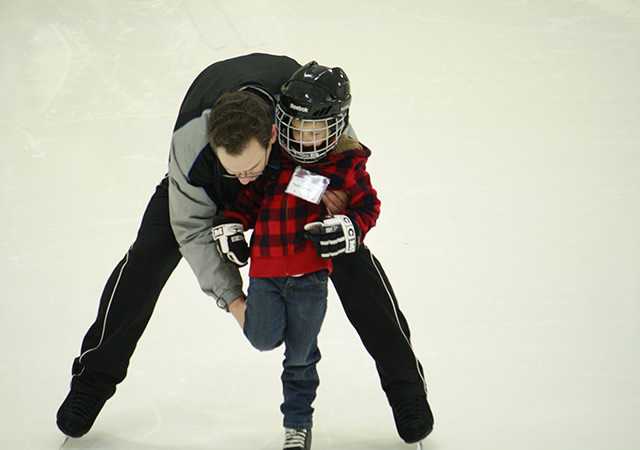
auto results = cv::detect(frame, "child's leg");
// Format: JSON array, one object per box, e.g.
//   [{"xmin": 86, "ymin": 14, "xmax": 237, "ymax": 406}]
[
  {"xmin": 280, "ymin": 270, "xmax": 329, "ymax": 430},
  {"xmin": 243, "ymin": 277, "xmax": 287, "ymax": 351}
]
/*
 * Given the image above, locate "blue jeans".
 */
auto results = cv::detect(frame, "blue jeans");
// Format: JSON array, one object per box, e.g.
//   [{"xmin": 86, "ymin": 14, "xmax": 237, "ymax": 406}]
[{"xmin": 243, "ymin": 270, "xmax": 329, "ymax": 429}]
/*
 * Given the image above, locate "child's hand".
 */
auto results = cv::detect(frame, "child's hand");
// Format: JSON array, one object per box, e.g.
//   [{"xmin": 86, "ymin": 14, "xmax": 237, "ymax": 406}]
[
  {"xmin": 211, "ymin": 221, "xmax": 249, "ymax": 266},
  {"xmin": 304, "ymin": 215, "xmax": 359, "ymax": 258}
]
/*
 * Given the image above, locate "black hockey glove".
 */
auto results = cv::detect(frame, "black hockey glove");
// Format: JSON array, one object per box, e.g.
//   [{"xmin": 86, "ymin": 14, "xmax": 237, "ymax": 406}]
[
  {"xmin": 304, "ymin": 215, "xmax": 360, "ymax": 258},
  {"xmin": 211, "ymin": 217, "xmax": 249, "ymax": 267}
]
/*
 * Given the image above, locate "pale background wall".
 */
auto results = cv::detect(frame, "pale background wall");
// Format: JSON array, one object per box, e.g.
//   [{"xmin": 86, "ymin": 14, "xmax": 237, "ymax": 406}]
[{"xmin": 1, "ymin": 1, "xmax": 639, "ymax": 449}]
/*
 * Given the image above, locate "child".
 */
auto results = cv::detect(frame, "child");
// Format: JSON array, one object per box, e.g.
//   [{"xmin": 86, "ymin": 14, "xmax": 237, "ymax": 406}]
[{"xmin": 212, "ymin": 62, "xmax": 380, "ymax": 450}]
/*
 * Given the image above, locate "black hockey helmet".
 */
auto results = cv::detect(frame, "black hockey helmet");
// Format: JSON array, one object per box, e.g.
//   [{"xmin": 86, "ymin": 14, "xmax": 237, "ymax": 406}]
[{"xmin": 276, "ymin": 61, "xmax": 351, "ymax": 163}]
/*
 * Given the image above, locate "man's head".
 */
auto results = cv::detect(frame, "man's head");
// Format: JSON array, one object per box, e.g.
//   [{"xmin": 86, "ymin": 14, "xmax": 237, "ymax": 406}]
[
  {"xmin": 208, "ymin": 91, "xmax": 276, "ymax": 184},
  {"xmin": 276, "ymin": 61, "xmax": 351, "ymax": 164}
]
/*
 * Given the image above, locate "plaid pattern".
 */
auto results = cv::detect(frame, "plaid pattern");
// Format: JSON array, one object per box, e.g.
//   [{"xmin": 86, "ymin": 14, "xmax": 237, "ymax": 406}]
[{"xmin": 223, "ymin": 144, "xmax": 380, "ymax": 277}]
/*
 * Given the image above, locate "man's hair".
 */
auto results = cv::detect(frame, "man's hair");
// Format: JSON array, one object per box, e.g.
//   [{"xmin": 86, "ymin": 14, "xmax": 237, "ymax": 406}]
[{"xmin": 207, "ymin": 91, "xmax": 273, "ymax": 155}]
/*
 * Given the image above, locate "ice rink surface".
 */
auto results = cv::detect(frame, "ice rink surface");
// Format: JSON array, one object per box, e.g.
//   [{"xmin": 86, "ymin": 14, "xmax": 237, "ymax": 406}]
[{"xmin": 1, "ymin": 1, "xmax": 639, "ymax": 449}]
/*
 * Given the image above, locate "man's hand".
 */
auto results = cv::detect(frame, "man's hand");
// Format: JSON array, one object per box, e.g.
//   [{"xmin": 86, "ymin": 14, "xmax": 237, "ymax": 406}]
[
  {"xmin": 211, "ymin": 220, "xmax": 249, "ymax": 266},
  {"xmin": 304, "ymin": 215, "xmax": 360, "ymax": 258},
  {"xmin": 228, "ymin": 296, "xmax": 247, "ymax": 328},
  {"xmin": 321, "ymin": 190, "xmax": 349, "ymax": 215}
]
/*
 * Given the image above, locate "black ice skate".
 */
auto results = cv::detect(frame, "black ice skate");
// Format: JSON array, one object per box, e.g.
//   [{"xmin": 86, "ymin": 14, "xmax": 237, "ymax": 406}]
[
  {"xmin": 56, "ymin": 389, "xmax": 109, "ymax": 438},
  {"xmin": 283, "ymin": 427, "xmax": 312, "ymax": 450},
  {"xmin": 387, "ymin": 384, "xmax": 434, "ymax": 443}
]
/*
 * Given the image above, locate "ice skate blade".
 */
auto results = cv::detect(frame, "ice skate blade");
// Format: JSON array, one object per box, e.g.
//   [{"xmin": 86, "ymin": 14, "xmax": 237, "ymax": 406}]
[
  {"xmin": 416, "ymin": 441, "xmax": 424, "ymax": 450},
  {"xmin": 59, "ymin": 436, "xmax": 70, "ymax": 448}
]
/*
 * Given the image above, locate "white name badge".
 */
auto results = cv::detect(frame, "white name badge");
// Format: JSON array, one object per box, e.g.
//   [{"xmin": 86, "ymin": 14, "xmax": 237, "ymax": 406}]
[{"xmin": 285, "ymin": 166, "xmax": 330, "ymax": 204}]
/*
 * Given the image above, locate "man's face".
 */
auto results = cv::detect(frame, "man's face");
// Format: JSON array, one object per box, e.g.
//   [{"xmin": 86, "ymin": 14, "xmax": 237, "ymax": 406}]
[{"xmin": 216, "ymin": 125, "xmax": 276, "ymax": 185}]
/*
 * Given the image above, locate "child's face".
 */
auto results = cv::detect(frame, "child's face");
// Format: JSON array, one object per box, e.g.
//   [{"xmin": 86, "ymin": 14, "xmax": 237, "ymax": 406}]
[{"xmin": 291, "ymin": 119, "xmax": 330, "ymax": 147}]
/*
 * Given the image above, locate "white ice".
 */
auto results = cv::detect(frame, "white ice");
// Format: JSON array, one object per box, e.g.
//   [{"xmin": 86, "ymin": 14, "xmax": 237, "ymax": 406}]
[{"xmin": 1, "ymin": 1, "xmax": 639, "ymax": 449}]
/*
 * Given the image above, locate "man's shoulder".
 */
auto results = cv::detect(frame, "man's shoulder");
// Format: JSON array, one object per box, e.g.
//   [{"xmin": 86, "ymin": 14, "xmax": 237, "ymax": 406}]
[
  {"xmin": 173, "ymin": 111, "xmax": 209, "ymax": 157},
  {"xmin": 171, "ymin": 111, "xmax": 213, "ymax": 175}
]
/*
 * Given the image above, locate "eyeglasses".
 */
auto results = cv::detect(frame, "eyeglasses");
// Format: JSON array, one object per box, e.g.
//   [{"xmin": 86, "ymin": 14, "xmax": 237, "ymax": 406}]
[
  {"xmin": 221, "ymin": 168, "xmax": 266, "ymax": 179},
  {"xmin": 221, "ymin": 143, "xmax": 271, "ymax": 179}
]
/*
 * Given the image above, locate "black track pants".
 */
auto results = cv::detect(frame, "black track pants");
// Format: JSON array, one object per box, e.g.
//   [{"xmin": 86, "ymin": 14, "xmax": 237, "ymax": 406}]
[{"xmin": 69, "ymin": 177, "xmax": 425, "ymax": 396}]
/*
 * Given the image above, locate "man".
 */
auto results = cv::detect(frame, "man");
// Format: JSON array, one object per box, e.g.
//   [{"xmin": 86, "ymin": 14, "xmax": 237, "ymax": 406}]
[{"xmin": 57, "ymin": 53, "xmax": 433, "ymax": 444}]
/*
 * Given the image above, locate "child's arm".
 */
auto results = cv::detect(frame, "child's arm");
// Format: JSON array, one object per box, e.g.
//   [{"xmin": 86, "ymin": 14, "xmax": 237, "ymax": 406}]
[
  {"xmin": 211, "ymin": 177, "xmax": 266, "ymax": 267},
  {"xmin": 342, "ymin": 155, "xmax": 381, "ymax": 241},
  {"xmin": 221, "ymin": 176, "xmax": 266, "ymax": 230},
  {"xmin": 304, "ymin": 154, "xmax": 380, "ymax": 257}
]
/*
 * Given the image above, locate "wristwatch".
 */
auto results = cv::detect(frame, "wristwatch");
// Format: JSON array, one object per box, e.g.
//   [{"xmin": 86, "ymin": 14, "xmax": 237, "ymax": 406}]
[{"xmin": 216, "ymin": 297, "xmax": 229, "ymax": 312}]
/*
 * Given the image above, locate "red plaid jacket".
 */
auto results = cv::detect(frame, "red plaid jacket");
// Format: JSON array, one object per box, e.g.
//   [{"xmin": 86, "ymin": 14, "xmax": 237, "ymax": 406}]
[{"xmin": 223, "ymin": 141, "xmax": 381, "ymax": 278}]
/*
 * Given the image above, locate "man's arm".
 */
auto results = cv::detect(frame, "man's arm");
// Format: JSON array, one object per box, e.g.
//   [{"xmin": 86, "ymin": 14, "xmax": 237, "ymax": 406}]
[{"xmin": 167, "ymin": 114, "xmax": 244, "ymax": 311}]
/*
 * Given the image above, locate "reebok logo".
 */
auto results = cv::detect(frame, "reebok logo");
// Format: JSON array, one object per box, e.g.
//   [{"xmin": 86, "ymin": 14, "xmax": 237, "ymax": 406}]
[{"xmin": 289, "ymin": 103, "xmax": 309, "ymax": 113}]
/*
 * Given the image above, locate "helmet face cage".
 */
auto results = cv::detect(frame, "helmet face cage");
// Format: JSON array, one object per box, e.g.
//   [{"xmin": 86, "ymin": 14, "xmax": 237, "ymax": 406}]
[{"xmin": 276, "ymin": 103, "xmax": 347, "ymax": 164}]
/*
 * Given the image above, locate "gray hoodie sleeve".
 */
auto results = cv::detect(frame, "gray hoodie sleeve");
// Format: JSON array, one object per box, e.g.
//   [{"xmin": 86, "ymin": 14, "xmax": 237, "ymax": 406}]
[{"xmin": 167, "ymin": 112, "xmax": 244, "ymax": 309}]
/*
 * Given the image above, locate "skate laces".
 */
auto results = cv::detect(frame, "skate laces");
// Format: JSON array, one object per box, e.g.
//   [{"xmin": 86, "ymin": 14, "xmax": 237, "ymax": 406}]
[
  {"xmin": 283, "ymin": 428, "xmax": 308, "ymax": 448},
  {"xmin": 395, "ymin": 395, "xmax": 426, "ymax": 422},
  {"xmin": 68, "ymin": 391, "xmax": 103, "ymax": 418}
]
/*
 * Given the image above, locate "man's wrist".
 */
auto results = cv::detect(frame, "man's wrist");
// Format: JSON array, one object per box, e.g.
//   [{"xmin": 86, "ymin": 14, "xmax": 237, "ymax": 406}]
[
  {"xmin": 227, "ymin": 295, "xmax": 246, "ymax": 313},
  {"xmin": 216, "ymin": 289, "xmax": 245, "ymax": 311},
  {"xmin": 228, "ymin": 295, "xmax": 247, "ymax": 328}
]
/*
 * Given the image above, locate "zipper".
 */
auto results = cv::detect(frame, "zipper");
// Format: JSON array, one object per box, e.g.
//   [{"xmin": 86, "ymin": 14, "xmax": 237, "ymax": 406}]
[
  {"xmin": 283, "ymin": 185, "xmax": 290, "ymax": 276},
  {"xmin": 282, "ymin": 181, "xmax": 289, "ymax": 258}
]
